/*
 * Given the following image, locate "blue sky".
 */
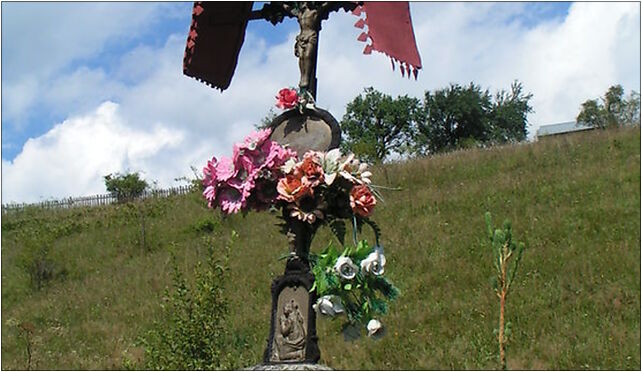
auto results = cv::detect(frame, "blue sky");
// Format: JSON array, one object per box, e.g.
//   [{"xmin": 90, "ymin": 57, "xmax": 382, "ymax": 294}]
[{"xmin": 1, "ymin": 2, "xmax": 640, "ymax": 203}]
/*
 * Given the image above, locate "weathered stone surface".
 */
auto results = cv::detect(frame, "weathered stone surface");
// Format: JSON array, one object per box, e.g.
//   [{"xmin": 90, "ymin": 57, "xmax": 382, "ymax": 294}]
[
  {"xmin": 269, "ymin": 108, "xmax": 341, "ymax": 156},
  {"xmin": 244, "ymin": 363, "xmax": 333, "ymax": 371}
]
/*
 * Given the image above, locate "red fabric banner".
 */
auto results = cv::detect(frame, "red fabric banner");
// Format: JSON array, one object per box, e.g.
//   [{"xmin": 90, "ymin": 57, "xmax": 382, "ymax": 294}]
[{"xmin": 353, "ymin": 2, "xmax": 422, "ymax": 79}]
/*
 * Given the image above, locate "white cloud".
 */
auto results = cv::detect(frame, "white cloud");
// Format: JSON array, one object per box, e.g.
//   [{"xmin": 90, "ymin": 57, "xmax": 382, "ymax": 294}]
[
  {"xmin": 1, "ymin": 2, "xmax": 640, "ymax": 203},
  {"xmin": 1, "ymin": 102, "xmax": 184, "ymax": 203},
  {"xmin": 1, "ymin": 2, "xmax": 189, "ymax": 124}
]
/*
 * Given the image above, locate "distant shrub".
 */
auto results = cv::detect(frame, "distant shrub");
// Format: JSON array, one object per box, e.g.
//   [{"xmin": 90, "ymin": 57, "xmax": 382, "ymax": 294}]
[
  {"xmin": 104, "ymin": 172, "xmax": 148, "ymax": 203},
  {"xmin": 192, "ymin": 217, "xmax": 220, "ymax": 234},
  {"xmin": 139, "ymin": 232, "xmax": 240, "ymax": 370},
  {"xmin": 27, "ymin": 256, "xmax": 67, "ymax": 291}
]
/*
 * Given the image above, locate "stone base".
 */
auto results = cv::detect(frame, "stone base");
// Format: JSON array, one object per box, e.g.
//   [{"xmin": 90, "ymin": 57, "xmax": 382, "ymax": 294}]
[{"xmin": 244, "ymin": 363, "xmax": 333, "ymax": 371}]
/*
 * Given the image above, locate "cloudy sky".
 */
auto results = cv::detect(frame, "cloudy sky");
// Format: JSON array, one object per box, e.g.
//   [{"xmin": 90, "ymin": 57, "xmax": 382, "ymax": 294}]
[{"xmin": 1, "ymin": 1, "xmax": 640, "ymax": 204}]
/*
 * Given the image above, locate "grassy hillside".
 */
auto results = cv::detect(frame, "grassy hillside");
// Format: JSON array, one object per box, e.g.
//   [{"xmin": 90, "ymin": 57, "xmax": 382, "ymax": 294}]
[{"xmin": 2, "ymin": 127, "xmax": 640, "ymax": 370}]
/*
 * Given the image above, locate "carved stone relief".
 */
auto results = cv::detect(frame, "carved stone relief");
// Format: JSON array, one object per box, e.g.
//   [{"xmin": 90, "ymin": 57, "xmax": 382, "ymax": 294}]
[{"xmin": 270, "ymin": 286, "xmax": 310, "ymax": 362}]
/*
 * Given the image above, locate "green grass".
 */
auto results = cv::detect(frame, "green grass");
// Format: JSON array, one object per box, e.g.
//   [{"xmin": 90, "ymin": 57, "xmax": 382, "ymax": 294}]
[{"xmin": 2, "ymin": 127, "xmax": 640, "ymax": 370}]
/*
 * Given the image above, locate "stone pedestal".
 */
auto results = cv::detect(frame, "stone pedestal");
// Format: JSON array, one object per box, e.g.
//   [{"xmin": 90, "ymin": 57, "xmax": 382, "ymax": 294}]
[
  {"xmin": 245, "ymin": 363, "xmax": 333, "ymax": 371},
  {"xmin": 263, "ymin": 258, "xmax": 320, "ymax": 364}
]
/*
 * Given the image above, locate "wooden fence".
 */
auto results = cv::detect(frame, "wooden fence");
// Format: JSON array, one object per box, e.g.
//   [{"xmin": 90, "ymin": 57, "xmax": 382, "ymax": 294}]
[{"xmin": 2, "ymin": 185, "xmax": 196, "ymax": 214}]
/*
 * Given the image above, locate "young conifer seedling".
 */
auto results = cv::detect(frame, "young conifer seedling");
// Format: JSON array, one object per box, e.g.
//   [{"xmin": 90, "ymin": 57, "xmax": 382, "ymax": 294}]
[{"xmin": 484, "ymin": 212, "xmax": 525, "ymax": 370}]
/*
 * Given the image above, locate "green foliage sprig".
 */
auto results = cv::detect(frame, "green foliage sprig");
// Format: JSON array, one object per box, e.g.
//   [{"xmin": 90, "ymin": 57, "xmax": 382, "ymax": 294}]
[
  {"xmin": 484, "ymin": 212, "xmax": 525, "ymax": 371},
  {"xmin": 139, "ymin": 232, "xmax": 243, "ymax": 370}
]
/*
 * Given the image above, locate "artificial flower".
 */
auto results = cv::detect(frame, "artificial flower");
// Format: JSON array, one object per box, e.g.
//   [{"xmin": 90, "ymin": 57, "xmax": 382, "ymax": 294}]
[
  {"xmin": 281, "ymin": 157, "xmax": 298, "ymax": 174},
  {"xmin": 276, "ymin": 173, "xmax": 311, "ymax": 203},
  {"xmin": 242, "ymin": 128, "xmax": 272, "ymax": 151},
  {"xmin": 313, "ymin": 295, "xmax": 345, "ymax": 316},
  {"xmin": 287, "ymin": 196, "xmax": 326, "ymax": 224},
  {"xmin": 276, "ymin": 88, "xmax": 299, "ymax": 109},
  {"xmin": 367, "ymin": 319, "xmax": 383, "ymax": 337},
  {"xmin": 300, "ymin": 151, "xmax": 324, "ymax": 187},
  {"xmin": 202, "ymin": 156, "xmax": 219, "ymax": 187},
  {"xmin": 360, "ymin": 245, "xmax": 386, "ymax": 276},
  {"xmin": 340, "ymin": 154, "xmax": 372, "ymax": 185},
  {"xmin": 203, "ymin": 185, "xmax": 217, "ymax": 208},
  {"xmin": 334, "ymin": 256, "xmax": 358, "ymax": 280},
  {"xmin": 320, "ymin": 148, "xmax": 342, "ymax": 185},
  {"xmin": 216, "ymin": 156, "xmax": 236, "ymax": 182},
  {"xmin": 350, "ymin": 184, "xmax": 377, "ymax": 217},
  {"xmin": 218, "ymin": 186, "xmax": 245, "ymax": 214}
]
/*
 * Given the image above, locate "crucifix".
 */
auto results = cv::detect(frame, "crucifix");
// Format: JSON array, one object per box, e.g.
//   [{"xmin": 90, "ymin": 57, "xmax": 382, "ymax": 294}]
[{"xmin": 183, "ymin": 1, "xmax": 421, "ymax": 366}]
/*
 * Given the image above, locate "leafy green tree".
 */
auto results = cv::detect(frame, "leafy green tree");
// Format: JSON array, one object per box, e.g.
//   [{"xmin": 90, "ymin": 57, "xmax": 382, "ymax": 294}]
[
  {"xmin": 577, "ymin": 84, "xmax": 640, "ymax": 128},
  {"xmin": 577, "ymin": 99, "xmax": 606, "ymax": 128},
  {"xmin": 488, "ymin": 81, "xmax": 533, "ymax": 143},
  {"xmin": 340, "ymin": 87, "xmax": 422, "ymax": 163},
  {"xmin": 622, "ymin": 90, "xmax": 641, "ymax": 126},
  {"xmin": 104, "ymin": 172, "xmax": 148, "ymax": 203},
  {"xmin": 414, "ymin": 83, "xmax": 493, "ymax": 154}
]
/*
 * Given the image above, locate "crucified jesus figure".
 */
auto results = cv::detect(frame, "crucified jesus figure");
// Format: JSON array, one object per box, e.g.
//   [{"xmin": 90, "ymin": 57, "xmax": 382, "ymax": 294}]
[{"xmin": 282, "ymin": 2, "xmax": 332, "ymax": 95}]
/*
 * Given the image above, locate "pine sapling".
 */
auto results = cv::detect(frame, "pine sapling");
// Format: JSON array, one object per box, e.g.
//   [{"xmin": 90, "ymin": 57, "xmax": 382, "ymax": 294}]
[{"xmin": 484, "ymin": 212, "xmax": 525, "ymax": 370}]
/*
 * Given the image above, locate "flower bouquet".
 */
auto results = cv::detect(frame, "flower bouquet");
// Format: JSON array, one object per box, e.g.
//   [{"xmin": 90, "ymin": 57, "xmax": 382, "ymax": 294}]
[{"xmin": 201, "ymin": 89, "xmax": 399, "ymax": 337}]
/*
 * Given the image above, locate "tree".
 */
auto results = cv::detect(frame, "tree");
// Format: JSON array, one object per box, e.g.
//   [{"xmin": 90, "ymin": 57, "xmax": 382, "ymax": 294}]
[
  {"xmin": 414, "ymin": 83, "xmax": 493, "ymax": 154},
  {"xmin": 104, "ymin": 172, "xmax": 148, "ymax": 203},
  {"xmin": 577, "ymin": 84, "xmax": 641, "ymax": 129},
  {"xmin": 622, "ymin": 90, "xmax": 640, "ymax": 126},
  {"xmin": 577, "ymin": 99, "xmax": 605, "ymax": 129},
  {"xmin": 488, "ymin": 81, "xmax": 533, "ymax": 143},
  {"xmin": 340, "ymin": 87, "xmax": 422, "ymax": 163},
  {"xmin": 256, "ymin": 107, "xmax": 279, "ymax": 129}
]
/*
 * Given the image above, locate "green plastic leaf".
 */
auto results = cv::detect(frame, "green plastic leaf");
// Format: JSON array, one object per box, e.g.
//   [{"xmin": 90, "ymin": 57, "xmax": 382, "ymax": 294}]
[
  {"xmin": 354, "ymin": 240, "xmax": 371, "ymax": 260},
  {"xmin": 344, "ymin": 283, "xmax": 352, "ymax": 291}
]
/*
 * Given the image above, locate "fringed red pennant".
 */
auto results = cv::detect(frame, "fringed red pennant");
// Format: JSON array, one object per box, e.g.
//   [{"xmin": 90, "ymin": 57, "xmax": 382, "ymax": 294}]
[{"xmin": 353, "ymin": 2, "xmax": 422, "ymax": 80}]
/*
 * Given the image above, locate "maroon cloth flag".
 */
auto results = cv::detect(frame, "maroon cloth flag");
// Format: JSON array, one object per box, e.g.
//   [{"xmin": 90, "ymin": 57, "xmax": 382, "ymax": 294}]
[
  {"xmin": 183, "ymin": 1, "xmax": 423, "ymax": 91},
  {"xmin": 353, "ymin": 2, "xmax": 422, "ymax": 79},
  {"xmin": 183, "ymin": 1, "xmax": 254, "ymax": 91}
]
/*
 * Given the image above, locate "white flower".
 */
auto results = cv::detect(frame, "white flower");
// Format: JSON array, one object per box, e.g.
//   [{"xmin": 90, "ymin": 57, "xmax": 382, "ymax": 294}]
[
  {"xmin": 321, "ymin": 148, "xmax": 342, "ymax": 185},
  {"xmin": 367, "ymin": 319, "xmax": 383, "ymax": 337},
  {"xmin": 313, "ymin": 295, "xmax": 345, "ymax": 316},
  {"xmin": 360, "ymin": 246, "xmax": 386, "ymax": 276},
  {"xmin": 339, "ymin": 155, "xmax": 372, "ymax": 185},
  {"xmin": 334, "ymin": 256, "xmax": 358, "ymax": 280},
  {"xmin": 280, "ymin": 158, "xmax": 298, "ymax": 174}
]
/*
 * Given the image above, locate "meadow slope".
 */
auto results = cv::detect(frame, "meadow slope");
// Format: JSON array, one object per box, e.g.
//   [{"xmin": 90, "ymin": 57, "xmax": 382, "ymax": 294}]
[{"xmin": 1, "ymin": 127, "xmax": 640, "ymax": 370}]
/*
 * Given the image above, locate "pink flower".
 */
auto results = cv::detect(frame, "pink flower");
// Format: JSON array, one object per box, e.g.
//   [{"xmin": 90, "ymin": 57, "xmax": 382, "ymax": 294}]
[
  {"xmin": 242, "ymin": 128, "xmax": 272, "ymax": 151},
  {"xmin": 203, "ymin": 156, "xmax": 219, "ymax": 187},
  {"xmin": 276, "ymin": 88, "xmax": 299, "ymax": 109},
  {"xmin": 216, "ymin": 156, "xmax": 236, "ymax": 182},
  {"xmin": 218, "ymin": 175, "xmax": 254, "ymax": 214},
  {"xmin": 263, "ymin": 141, "xmax": 297, "ymax": 175},
  {"xmin": 203, "ymin": 185, "xmax": 217, "ymax": 208},
  {"xmin": 350, "ymin": 184, "xmax": 377, "ymax": 217},
  {"xmin": 218, "ymin": 186, "xmax": 245, "ymax": 214}
]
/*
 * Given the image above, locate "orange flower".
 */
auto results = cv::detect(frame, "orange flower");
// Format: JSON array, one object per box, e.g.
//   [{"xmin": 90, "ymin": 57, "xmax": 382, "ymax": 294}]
[
  {"xmin": 277, "ymin": 173, "xmax": 311, "ymax": 202},
  {"xmin": 350, "ymin": 185, "xmax": 376, "ymax": 217},
  {"xmin": 300, "ymin": 151, "xmax": 324, "ymax": 187}
]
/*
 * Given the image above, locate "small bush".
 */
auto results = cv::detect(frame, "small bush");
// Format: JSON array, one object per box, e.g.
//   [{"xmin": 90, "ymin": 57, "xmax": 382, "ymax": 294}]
[
  {"xmin": 139, "ymin": 232, "xmax": 242, "ymax": 370},
  {"xmin": 192, "ymin": 217, "xmax": 220, "ymax": 234}
]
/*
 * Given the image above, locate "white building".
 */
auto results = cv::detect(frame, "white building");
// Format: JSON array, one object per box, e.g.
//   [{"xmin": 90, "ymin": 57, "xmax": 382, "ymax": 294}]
[{"xmin": 536, "ymin": 121, "xmax": 595, "ymax": 140}]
